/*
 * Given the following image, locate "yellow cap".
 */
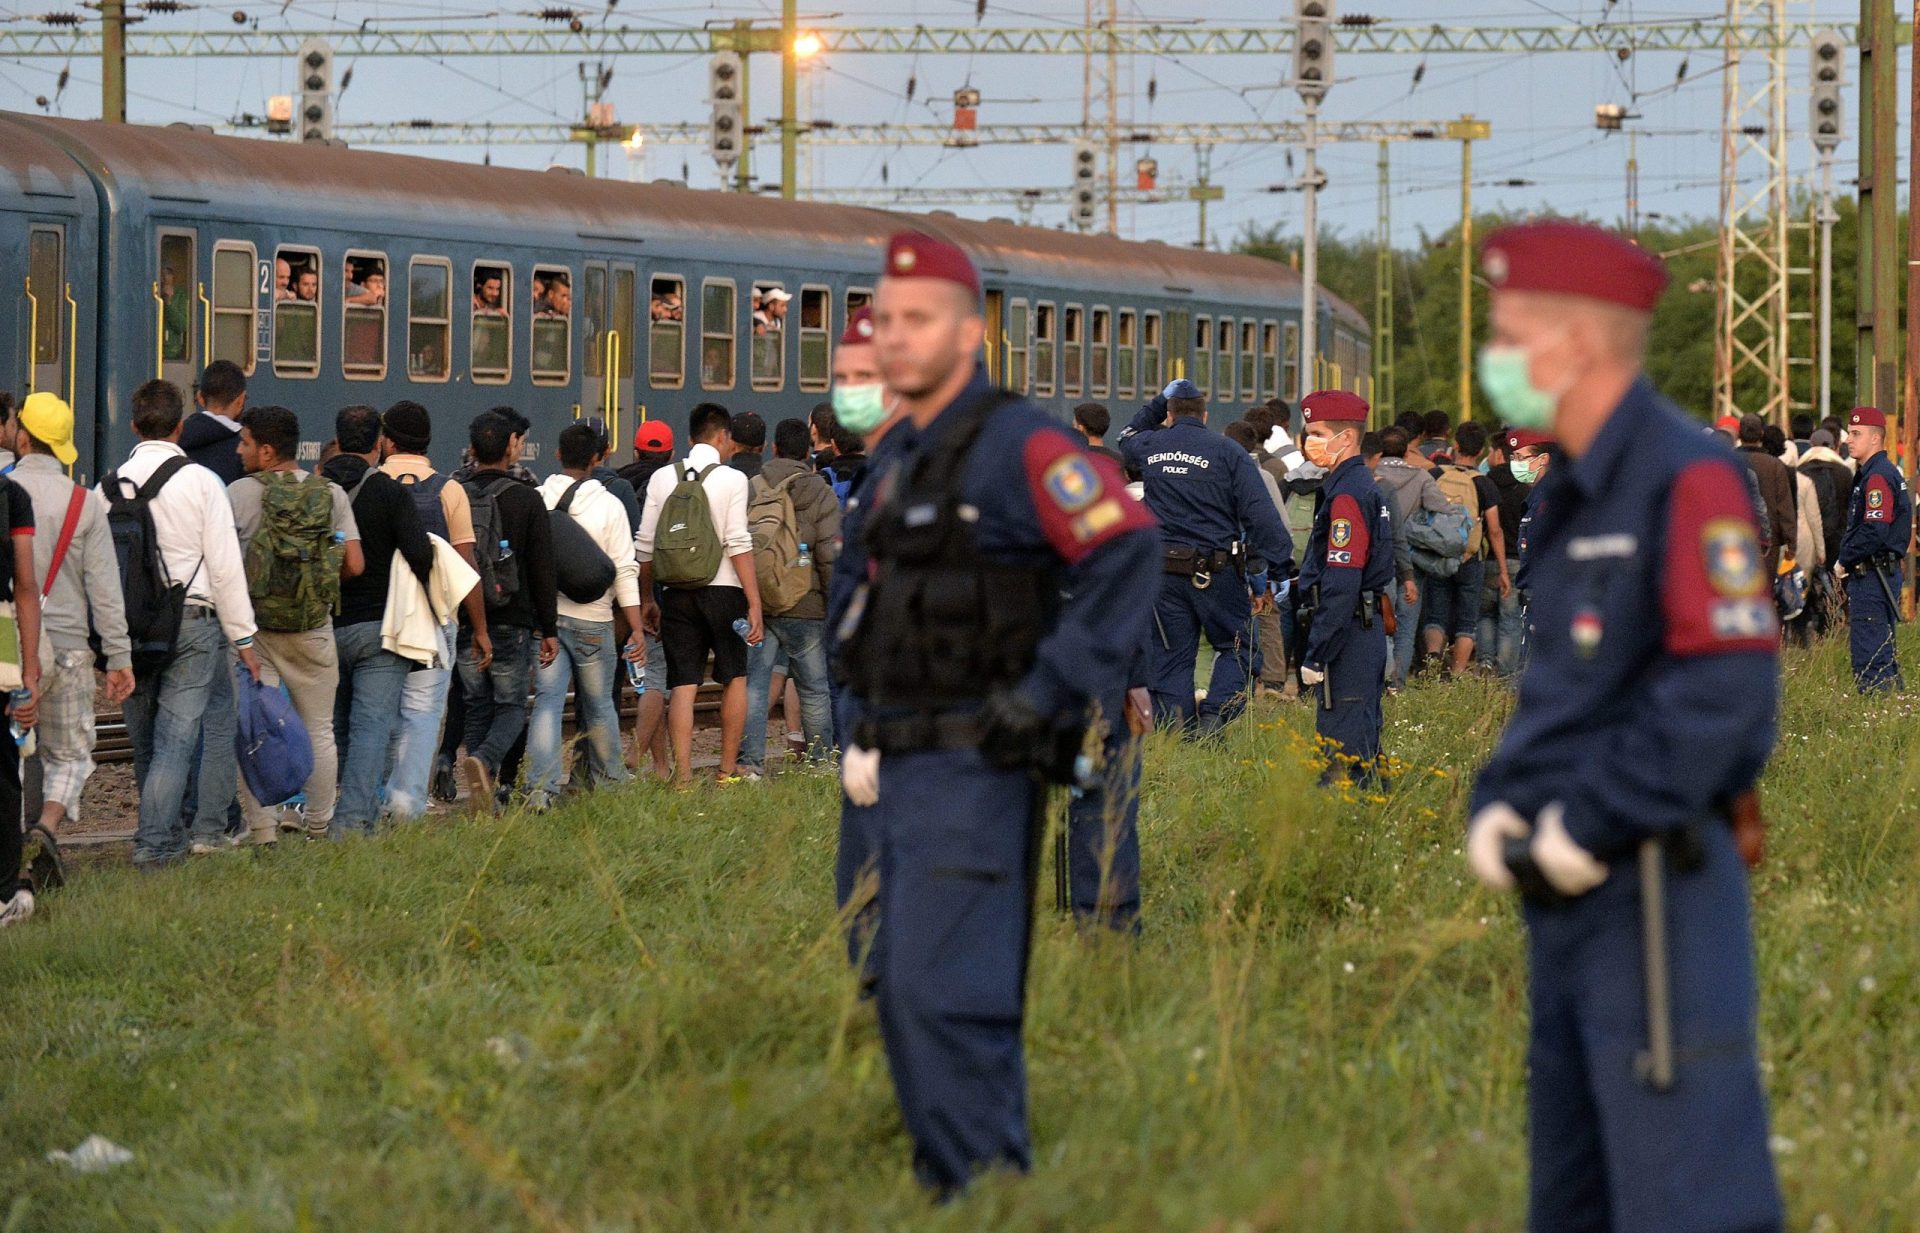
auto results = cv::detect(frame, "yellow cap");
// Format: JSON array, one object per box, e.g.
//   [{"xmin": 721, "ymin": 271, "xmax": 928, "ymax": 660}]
[{"xmin": 19, "ymin": 392, "xmax": 77, "ymax": 467}]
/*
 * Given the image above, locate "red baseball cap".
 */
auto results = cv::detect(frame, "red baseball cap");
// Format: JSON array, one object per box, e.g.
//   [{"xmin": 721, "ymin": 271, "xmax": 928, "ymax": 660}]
[
  {"xmin": 882, "ymin": 230, "xmax": 981, "ymax": 298},
  {"xmin": 1713, "ymin": 415, "xmax": 1741, "ymax": 434},
  {"xmin": 1506, "ymin": 428, "xmax": 1555, "ymax": 452},
  {"xmin": 633, "ymin": 419, "xmax": 673, "ymax": 452},
  {"xmin": 1300, "ymin": 389, "xmax": 1369, "ymax": 425},
  {"xmin": 1481, "ymin": 220, "xmax": 1669, "ymax": 314},
  {"xmin": 840, "ymin": 305, "xmax": 875, "ymax": 346},
  {"xmin": 1849, "ymin": 406, "xmax": 1887, "ymax": 429}
]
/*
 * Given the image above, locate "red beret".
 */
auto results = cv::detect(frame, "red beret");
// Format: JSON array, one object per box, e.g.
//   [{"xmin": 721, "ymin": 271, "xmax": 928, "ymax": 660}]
[
  {"xmin": 883, "ymin": 230, "xmax": 981, "ymax": 298},
  {"xmin": 1849, "ymin": 406, "xmax": 1887, "ymax": 429},
  {"xmin": 633, "ymin": 419, "xmax": 673, "ymax": 453},
  {"xmin": 839, "ymin": 305, "xmax": 875, "ymax": 346},
  {"xmin": 1300, "ymin": 390, "xmax": 1369, "ymax": 425},
  {"xmin": 1506, "ymin": 428, "xmax": 1555, "ymax": 452},
  {"xmin": 1482, "ymin": 220, "xmax": 1669, "ymax": 313}
]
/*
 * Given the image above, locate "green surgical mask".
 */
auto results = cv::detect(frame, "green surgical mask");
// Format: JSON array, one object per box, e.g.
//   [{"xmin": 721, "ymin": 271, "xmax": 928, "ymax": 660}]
[
  {"xmin": 1476, "ymin": 343, "xmax": 1558, "ymax": 430},
  {"xmin": 831, "ymin": 383, "xmax": 889, "ymax": 435},
  {"xmin": 1510, "ymin": 457, "xmax": 1539, "ymax": 485}
]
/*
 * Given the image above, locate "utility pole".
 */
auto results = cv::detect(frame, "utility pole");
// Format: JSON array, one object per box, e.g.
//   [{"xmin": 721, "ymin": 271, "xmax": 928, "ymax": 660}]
[
  {"xmin": 1449, "ymin": 115, "xmax": 1490, "ymax": 423},
  {"xmin": 1374, "ymin": 140, "xmax": 1394, "ymax": 420},
  {"xmin": 101, "ymin": 0, "xmax": 126, "ymax": 122},
  {"xmin": 780, "ymin": 0, "xmax": 798, "ymax": 199},
  {"xmin": 1906, "ymin": 0, "xmax": 1920, "ymax": 505},
  {"xmin": 1859, "ymin": 0, "xmax": 1899, "ymax": 412},
  {"xmin": 1293, "ymin": 0, "xmax": 1333, "ymax": 399},
  {"xmin": 733, "ymin": 20, "xmax": 754, "ymax": 193},
  {"xmin": 1189, "ymin": 145, "xmax": 1222, "ymax": 248},
  {"xmin": 1810, "ymin": 30, "xmax": 1845, "ymax": 422}
]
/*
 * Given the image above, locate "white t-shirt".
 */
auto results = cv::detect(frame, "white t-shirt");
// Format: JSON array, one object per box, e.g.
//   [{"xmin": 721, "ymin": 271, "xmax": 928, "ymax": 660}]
[{"xmin": 634, "ymin": 442, "xmax": 753, "ymax": 590}]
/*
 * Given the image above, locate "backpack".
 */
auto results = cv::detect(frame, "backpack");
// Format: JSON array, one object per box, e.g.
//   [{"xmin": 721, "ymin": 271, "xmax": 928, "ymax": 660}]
[
  {"xmin": 1434, "ymin": 465, "xmax": 1484, "ymax": 557},
  {"xmin": 1407, "ymin": 504, "xmax": 1473, "ymax": 578},
  {"xmin": 747, "ymin": 472, "xmax": 813, "ymax": 616},
  {"xmin": 821, "ymin": 464, "xmax": 853, "ymax": 506},
  {"xmin": 396, "ymin": 471, "xmax": 451, "ymax": 542},
  {"xmin": 95, "ymin": 456, "xmax": 194, "ymax": 671},
  {"xmin": 550, "ymin": 480, "xmax": 617, "ymax": 604},
  {"xmin": 653, "ymin": 463, "xmax": 726, "ymax": 589},
  {"xmin": 464, "ymin": 475, "xmax": 523, "ymax": 612},
  {"xmin": 245, "ymin": 471, "xmax": 344, "ymax": 632},
  {"xmin": 234, "ymin": 665, "xmax": 313, "ymax": 807}
]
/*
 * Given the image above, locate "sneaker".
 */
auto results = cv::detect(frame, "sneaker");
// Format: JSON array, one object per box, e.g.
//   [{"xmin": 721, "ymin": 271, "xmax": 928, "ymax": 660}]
[
  {"xmin": 430, "ymin": 762, "xmax": 458, "ymax": 804},
  {"xmin": 188, "ymin": 833, "xmax": 244, "ymax": 855},
  {"xmin": 24, "ymin": 824, "xmax": 64, "ymax": 892},
  {"xmin": 462, "ymin": 756, "xmax": 497, "ymax": 814},
  {"xmin": 0, "ymin": 888, "xmax": 34, "ymax": 928}
]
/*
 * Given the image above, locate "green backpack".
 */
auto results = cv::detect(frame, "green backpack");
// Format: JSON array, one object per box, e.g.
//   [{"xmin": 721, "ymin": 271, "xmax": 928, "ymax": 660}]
[
  {"xmin": 245, "ymin": 470, "xmax": 344, "ymax": 632},
  {"xmin": 653, "ymin": 463, "xmax": 726, "ymax": 589}
]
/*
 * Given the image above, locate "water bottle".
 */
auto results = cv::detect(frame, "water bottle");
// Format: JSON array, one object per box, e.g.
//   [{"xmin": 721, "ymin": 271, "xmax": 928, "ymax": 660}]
[
  {"xmin": 732, "ymin": 617, "xmax": 752, "ymax": 642},
  {"xmin": 795, "ymin": 541, "xmax": 812, "ymax": 569},
  {"xmin": 496, "ymin": 538, "xmax": 513, "ymax": 563},
  {"xmin": 9, "ymin": 687, "xmax": 33, "ymax": 758},
  {"xmin": 626, "ymin": 655, "xmax": 647, "ymax": 696}
]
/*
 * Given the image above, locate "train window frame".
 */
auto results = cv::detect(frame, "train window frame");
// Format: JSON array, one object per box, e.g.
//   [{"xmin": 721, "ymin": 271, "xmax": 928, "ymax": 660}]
[
  {"xmin": 1033, "ymin": 301, "xmax": 1057, "ymax": 398},
  {"xmin": 1214, "ymin": 317, "xmax": 1235, "ymax": 403},
  {"xmin": 1089, "ymin": 306, "xmax": 1112, "ymax": 398},
  {"xmin": 404, "ymin": 256, "xmax": 453, "ymax": 384},
  {"xmin": 700, "ymin": 276, "xmax": 737, "ymax": 391},
  {"xmin": 340, "ymin": 248, "xmax": 389, "ymax": 382},
  {"xmin": 468, "ymin": 259, "xmax": 513, "ymax": 385},
  {"xmin": 529, "ymin": 264, "xmax": 571, "ymax": 387},
  {"xmin": 583, "ymin": 265, "xmax": 608, "ymax": 381},
  {"xmin": 798, "ymin": 283, "xmax": 831, "ymax": 393},
  {"xmin": 1062, "ymin": 304, "xmax": 1085, "ymax": 398},
  {"xmin": 846, "ymin": 286, "xmax": 874, "ymax": 320},
  {"xmin": 209, "ymin": 240, "xmax": 256, "ymax": 375},
  {"xmin": 1114, "ymin": 308, "xmax": 1136, "ymax": 399},
  {"xmin": 28, "ymin": 227, "xmax": 64, "ymax": 374},
  {"xmin": 1140, "ymin": 310, "xmax": 1162, "ymax": 392},
  {"xmin": 649, "ymin": 273, "xmax": 687, "ymax": 389},
  {"xmin": 1261, "ymin": 321, "xmax": 1279, "ymax": 405},
  {"xmin": 1192, "ymin": 314, "xmax": 1211, "ymax": 399},
  {"xmin": 1283, "ymin": 321, "xmax": 1301, "ymax": 401},
  {"xmin": 1007, "ymin": 298, "xmax": 1031, "ymax": 394},
  {"xmin": 1239, "ymin": 320, "xmax": 1258, "ymax": 403},
  {"xmin": 750, "ymin": 280, "xmax": 788, "ymax": 393},
  {"xmin": 271, "ymin": 243, "xmax": 321, "ymax": 379}
]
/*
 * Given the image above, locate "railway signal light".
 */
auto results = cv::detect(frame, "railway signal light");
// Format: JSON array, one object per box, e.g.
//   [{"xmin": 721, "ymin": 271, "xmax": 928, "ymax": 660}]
[
  {"xmin": 1293, "ymin": 0, "xmax": 1334, "ymax": 103},
  {"xmin": 708, "ymin": 51, "xmax": 743, "ymax": 169},
  {"xmin": 296, "ymin": 37, "xmax": 334, "ymax": 143},
  {"xmin": 1070, "ymin": 140, "xmax": 1097, "ymax": 231},
  {"xmin": 1808, "ymin": 30, "xmax": 1845, "ymax": 153}
]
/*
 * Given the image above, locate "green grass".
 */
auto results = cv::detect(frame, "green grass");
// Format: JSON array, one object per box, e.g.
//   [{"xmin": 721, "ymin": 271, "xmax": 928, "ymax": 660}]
[{"xmin": 3, "ymin": 633, "xmax": 1919, "ymax": 1231}]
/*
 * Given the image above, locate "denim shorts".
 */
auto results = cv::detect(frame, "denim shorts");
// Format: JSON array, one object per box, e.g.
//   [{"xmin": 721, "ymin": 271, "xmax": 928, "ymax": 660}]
[{"xmin": 1420, "ymin": 556, "xmax": 1486, "ymax": 641}]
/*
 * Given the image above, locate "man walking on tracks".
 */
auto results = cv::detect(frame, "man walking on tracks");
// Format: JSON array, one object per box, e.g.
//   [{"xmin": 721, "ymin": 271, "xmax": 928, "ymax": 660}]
[{"xmin": 1465, "ymin": 221, "xmax": 1782, "ymax": 1233}]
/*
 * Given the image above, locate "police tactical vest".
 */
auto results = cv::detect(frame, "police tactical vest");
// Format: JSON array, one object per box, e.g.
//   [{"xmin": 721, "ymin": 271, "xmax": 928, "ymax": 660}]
[{"xmin": 844, "ymin": 390, "xmax": 1054, "ymax": 711}]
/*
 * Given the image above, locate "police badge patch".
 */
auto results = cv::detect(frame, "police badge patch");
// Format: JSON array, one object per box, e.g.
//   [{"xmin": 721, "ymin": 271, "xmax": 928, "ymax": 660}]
[
  {"xmin": 1043, "ymin": 454, "xmax": 1102, "ymax": 513},
  {"xmin": 1702, "ymin": 517, "xmax": 1763, "ymax": 597},
  {"xmin": 1330, "ymin": 518, "xmax": 1353, "ymax": 549}
]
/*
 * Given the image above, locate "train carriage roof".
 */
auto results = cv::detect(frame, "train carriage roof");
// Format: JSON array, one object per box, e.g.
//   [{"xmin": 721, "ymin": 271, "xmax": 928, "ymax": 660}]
[{"xmin": 4, "ymin": 112, "xmax": 1365, "ymax": 331}]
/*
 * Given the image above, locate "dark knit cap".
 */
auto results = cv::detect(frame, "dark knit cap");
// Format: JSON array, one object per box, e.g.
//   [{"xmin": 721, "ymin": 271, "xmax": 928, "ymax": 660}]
[{"xmin": 383, "ymin": 400, "xmax": 432, "ymax": 453}]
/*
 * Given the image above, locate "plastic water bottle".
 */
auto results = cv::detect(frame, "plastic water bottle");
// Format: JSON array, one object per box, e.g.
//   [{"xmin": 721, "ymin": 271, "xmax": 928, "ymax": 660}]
[
  {"xmin": 497, "ymin": 538, "xmax": 513, "ymax": 563},
  {"xmin": 795, "ymin": 541, "xmax": 812, "ymax": 569},
  {"xmin": 9, "ymin": 687, "xmax": 34, "ymax": 758},
  {"xmin": 732, "ymin": 617, "xmax": 752, "ymax": 641},
  {"xmin": 626, "ymin": 656, "xmax": 647, "ymax": 696}
]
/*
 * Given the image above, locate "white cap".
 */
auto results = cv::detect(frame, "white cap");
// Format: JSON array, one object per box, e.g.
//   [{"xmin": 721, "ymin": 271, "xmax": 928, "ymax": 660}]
[{"xmin": 763, "ymin": 288, "xmax": 793, "ymax": 303}]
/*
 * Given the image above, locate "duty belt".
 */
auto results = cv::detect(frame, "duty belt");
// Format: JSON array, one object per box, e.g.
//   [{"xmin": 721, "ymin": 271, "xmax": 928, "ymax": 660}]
[
  {"xmin": 1163, "ymin": 544, "xmax": 1238, "ymax": 589},
  {"xmin": 854, "ymin": 710, "xmax": 988, "ymax": 756}
]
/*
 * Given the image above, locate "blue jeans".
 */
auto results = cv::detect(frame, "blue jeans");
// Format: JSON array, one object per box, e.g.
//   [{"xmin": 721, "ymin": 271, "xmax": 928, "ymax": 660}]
[
  {"xmin": 1478, "ymin": 584, "xmax": 1525, "ymax": 677},
  {"xmin": 182, "ymin": 656, "xmax": 242, "ymax": 843},
  {"xmin": 1389, "ymin": 581, "xmax": 1420, "ymax": 688},
  {"xmin": 386, "ymin": 619, "xmax": 454, "ymax": 821},
  {"xmin": 332, "ymin": 621, "xmax": 413, "ymax": 837},
  {"xmin": 459, "ymin": 624, "xmax": 535, "ymax": 777},
  {"xmin": 742, "ymin": 615, "xmax": 833, "ymax": 771},
  {"xmin": 527, "ymin": 615, "xmax": 628, "ymax": 805},
  {"xmin": 125, "ymin": 610, "xmax": 223, "ymax": 865}
]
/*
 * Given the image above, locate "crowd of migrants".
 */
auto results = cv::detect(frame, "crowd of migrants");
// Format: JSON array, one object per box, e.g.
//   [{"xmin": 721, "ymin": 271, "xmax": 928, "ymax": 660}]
[{"xmin": 0, "ymin": 220, "xmax": 1909, "ymax": 1233}]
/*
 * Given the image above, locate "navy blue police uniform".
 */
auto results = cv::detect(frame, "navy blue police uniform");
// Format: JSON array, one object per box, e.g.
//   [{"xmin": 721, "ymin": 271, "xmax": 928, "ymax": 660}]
[
  {"xmin": 1062, "ymin": 640, "xmax": 1148, "ymax": 930},
  {"xmin": 1508, "ymin": 430, "xmax": 1555, "ymax": 675},
  {"xmin": 1118, "ymin": 380, "xmax": 1294, "ymax": 735},
  {"xmin": 1471, "ymin": 221, "xmax": 1780, "ymax": 1233},
  {"xmin": 1835, "ymin": 406, "xmax": 1911, "ymax": 692},
  {"xmin": 1293, "ymin": 391, "xmax": 1396, "ymax": 783}
]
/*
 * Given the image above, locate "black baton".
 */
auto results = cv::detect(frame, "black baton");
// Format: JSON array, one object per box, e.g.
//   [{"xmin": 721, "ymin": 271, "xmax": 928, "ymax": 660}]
[
  {"xmin": 1871, "ymin": 561, "xmax": 1904, "ymax": 624},
  {"xmin": 1634, "ymin": 838, "xmax": 1676, "ymax": 1092}
]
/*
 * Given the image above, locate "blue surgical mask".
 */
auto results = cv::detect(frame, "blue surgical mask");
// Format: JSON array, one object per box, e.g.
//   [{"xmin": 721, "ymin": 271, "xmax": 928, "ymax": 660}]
[
  {"xmin": 831, "ymin": 383, "xmax": 889, "ymax": 435},
  {"xmin": 1476, "ymin": 343, "xmax": 1558, "ymax": 430}
]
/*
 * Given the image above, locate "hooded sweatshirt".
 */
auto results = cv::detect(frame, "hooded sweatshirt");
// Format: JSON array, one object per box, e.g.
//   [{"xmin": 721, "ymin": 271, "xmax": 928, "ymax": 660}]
[
  {"xmin": 1372, "ymin": 456, "xmax": 1452, "ymax": 584},
  {"xmin": 180, "ymin": 409, "xmax": 243, "ymax": 484},
  {"xmin": 1797, "ymin": 444, "xmax": 1852, "ymax": 567}
]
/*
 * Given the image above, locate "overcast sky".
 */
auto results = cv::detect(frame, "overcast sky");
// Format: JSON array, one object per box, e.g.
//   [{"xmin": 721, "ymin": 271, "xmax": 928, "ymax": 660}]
[{"xmin": 0, "ymin": 0, "xmax": 1896, "ymax": 250}]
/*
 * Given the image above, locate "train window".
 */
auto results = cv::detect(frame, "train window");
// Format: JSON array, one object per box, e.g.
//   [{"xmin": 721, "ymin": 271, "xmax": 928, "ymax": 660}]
[
  {"xmin": 650, "ymin": 274, "xmax": 686, "ymax": 388},
  {"xmin": 1033, "ymin": 302, "xmax": 1057, "ymax": 397},
  {"xmin": 1007, "ymin": 299, "xmax": 1030, "ymax": 394},
  {"xmin": 341, "ymin": 251, "xmax": 388, "ymax": 380},
  {"xmin": 798, "ymin": 285, "xmax": 830, "ymax": 393},
  {"xmin": 1192, "ymin": 315, "xmax": 1210, "ymax": 398},
  {"xmin": 1140, "ymin": 311, "xmax": 1161, "ymax": 392},
  {"xmin": 406, "ymin": 258, "xmax": 452, "ymax": 382},
  {"xmin": 1239, "ymin": 321, "xmax": 1258, "ymax": 402},
  {"xmin": 158, "ymin": 233, "xmax": 196, "ymax": 367},
  {"xmin": 531, "ymin": 266, "xmax": 571, "ymax": 386},
  {"xmin": 612, "ymin": 268, "xmax": 636, "ymax": 380},
  {"xmin": 469, "ymin": 262, "xmax": 512, "ymax": 384},
  {"xmin": 1090, "ymin": 307, "xmax": 1112, "ymax": 398},
  {"xmin": 210, "ymin": 242, "xmax": 255, "ymax": 374},
  {"xmin": 584, "ymin": 266, "xmax": 608, "ymax": 380},
  {"xmin": 846, "ymin": 287, "xmax": 873, "ymax": 317},
  {"xmin": 1062, "ymin": 306, "xmax": 1084, "ymax": 398},
  {"xmin": 751, "ymin": 281, "xmax": 788, "ymax": 391},
  {"xmin": 1283, "ymin": 321, "xmax": 1301, "ymax": 401},
  {"xmin": 272, "ymin": 245, "xmax": 319, "ymax": 377},
  {"xmin": 28, "ymin": 228, "xmax": 62, "ymax": 369},
  {"xmin": 1214, "ymin": 318, "xmax": 1235, "ymax": 402},
  {"xmin": 1261, "ymin": 321, "xmax": 1279, "ymax": 404},
  {"xmin": 701, "ymin": 278, "xmax": 736, "ymax": 389},
  {"xmin": 1115, "ymin": 309, "xmax": 1136, "ymax": 398}
]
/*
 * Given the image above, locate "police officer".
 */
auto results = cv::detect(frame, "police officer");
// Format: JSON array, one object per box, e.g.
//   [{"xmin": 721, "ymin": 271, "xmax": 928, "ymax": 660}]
[
  {"xmin": 1293, "ymin": 390, "xmax": 1395, "ymax": 783},
  {"xmin": 1119, "ymin": 378, "xmax": 1293, "ymax": 735},
  {"xmin": 837, "ymin": 231, "xmax": 1160, "ymax": 1194},
  {"xmin": 1507, "ymin": 429, "xmax": 1556, "ymax": 672},
  {"xmin": 1835, "ymin": 405, "xmax": 1910, "ymax": 692},
  {"xmin": 1465, "ymin": 221, "xmax": 1782, "ymax": 1233}
]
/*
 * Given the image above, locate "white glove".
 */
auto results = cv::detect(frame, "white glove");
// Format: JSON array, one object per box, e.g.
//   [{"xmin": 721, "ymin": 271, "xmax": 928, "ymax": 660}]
[
  {"xmin": 1467, "ymin": 802, "xmax": 1530, "ymax": 891},
  {"xmin": 1299, "ymin": 665, "xmax": 1325, "ymax": 687},
  {"xmin": 841, "ymin": 745, "xmax": 881, "ymax": 807},
  {"xmin": 1833, "ymin": 562, "xmax": 1849, "ymax": 581},
  {"xmin": 1531, "ymin": 802, "xmax": 1609, "ymax": 896}
]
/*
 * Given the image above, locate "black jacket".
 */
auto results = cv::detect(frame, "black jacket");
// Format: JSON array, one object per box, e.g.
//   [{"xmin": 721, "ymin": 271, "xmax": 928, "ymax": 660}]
[
  {"xmin": 730, "ymin": 451, "xmax": 765, "ymax": 480},
  {"xmin": 321, "ymin": 455, "xmax": 433, "ymax": 628},
  {"xmin": 463, "ymin": 466, "xmax": 559, "ymax": 637},
  {"xmin": 179, "ymin": 411, "xmax": 242, "ymax": 484}
]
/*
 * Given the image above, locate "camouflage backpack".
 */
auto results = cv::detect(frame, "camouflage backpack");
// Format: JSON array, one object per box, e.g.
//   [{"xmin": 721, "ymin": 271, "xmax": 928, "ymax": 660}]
[{"xmin": 245, "ymin": 470, "xmax": 343, "ymax": 632}]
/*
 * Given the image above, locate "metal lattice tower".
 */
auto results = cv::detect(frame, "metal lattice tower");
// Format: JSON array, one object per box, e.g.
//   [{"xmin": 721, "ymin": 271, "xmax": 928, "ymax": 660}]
[{"xmin": 1715, "ymin": 0, "xmax": 1792, "ymax": 423}]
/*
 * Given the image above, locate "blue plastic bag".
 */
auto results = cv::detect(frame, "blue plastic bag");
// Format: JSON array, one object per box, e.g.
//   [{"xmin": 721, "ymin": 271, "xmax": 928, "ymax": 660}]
[{"xmin": 234, "ymin": 666, "xmax": 313, "ymax": 807}]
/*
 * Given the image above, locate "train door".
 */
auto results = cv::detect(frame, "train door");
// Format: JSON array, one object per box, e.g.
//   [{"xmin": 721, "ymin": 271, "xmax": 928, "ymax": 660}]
[
  {"xmin": 582, "ymin": 260, "xmax": 638, "ymax": 443},
  {"xmin": 153, "ymin": 227, "xmax": 200, "ymax": 392},
  {"xmin": 984, "ymin": 289, "xmax": 1003, "ymax": 383},
  {"xmin": 23, "ymin": 224, "xmax": 73, "ymax": 407}
]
